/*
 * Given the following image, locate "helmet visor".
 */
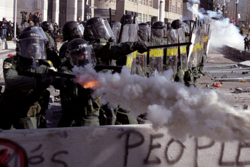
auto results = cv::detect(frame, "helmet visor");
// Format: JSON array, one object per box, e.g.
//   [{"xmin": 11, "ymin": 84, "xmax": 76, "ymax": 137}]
[
  {"xmin": 27, "ymin": 27, "xmax": 49, "ymax": 42},
  {"xmin": 88, "ymin": 20, "xmax": 114, "ymax": 40},
  {"xmin": 48, "ymin": 23, "xmax": 54, "ymax": 31},
  {"xmin": 75, "ymin": 24, "xmax": 84, "ymax": 37},
  {"xmin": 69, "ymin": 45, "xmax": 95, "ymax": 66},
  {"xmin": 20, "ymin": 39, "xmax": 46, "ymax": 60}
]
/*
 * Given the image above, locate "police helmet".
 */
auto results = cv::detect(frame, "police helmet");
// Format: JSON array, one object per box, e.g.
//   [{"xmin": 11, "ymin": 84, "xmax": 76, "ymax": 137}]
[
  {"xmin": 67, "ymin": 38, "xmax": 96, "ymax": 67},
  {"xmin": 41, "ymin": 21, "xmax": 54, "ymax": 32},
  {"xmin": 151, "ymin": 21, "xmax": 165, "ymax": 29},
  {"xmin": 146, "ymin": 21, "xmax": 151, "ymax": 27},
  {"xmin": 84, "ymin": 17, "xmax": 115, "ymax": 41},
  {"xmin": 171, "ymin": 19, "xmax": 182, "ymax": 29},
  {"xmin": 62, "ymin": 21, "xmax": 84, "ymax": 41},
  {"xmin": 120, "ymin": 14, "xmax": 134, "ymax": 25},
  {"xmin": 17, "ymin": 31, "xmax": 47, "ymax": 60},
  {"xmin": 151, "ymin": 21, "xmax": 165, "ymax": 38},
  {"xmin": 22, "ymin": 26, "xmax": 49, "ymax": 42}
]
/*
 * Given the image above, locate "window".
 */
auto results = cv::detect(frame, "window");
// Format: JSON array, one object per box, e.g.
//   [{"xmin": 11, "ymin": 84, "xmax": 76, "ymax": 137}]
[
  {"xmin": 146, "ymin": 0, "xmax": 148, "ymax": 6},
  {"xmin": 149, "ymin": 0, "xmax": 152, "ymax": 7},
  {"xmin": 139, "ymin": 0, "xmax": 142, "ymax": 5},
  {"xmin": 148, "ymin": 15, "xmax": 152, "ymax": 22},
  {"xmin": 138, "ymin": 13, "xmax": 142, "ymax": 23}
]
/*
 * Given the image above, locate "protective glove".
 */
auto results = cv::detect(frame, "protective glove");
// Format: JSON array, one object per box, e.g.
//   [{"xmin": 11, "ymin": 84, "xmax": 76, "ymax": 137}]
[
  {"xmin": 135, "ymin": 41, "xmax": 148, "ymax": 53},
  {"xmin": 36, "ymin": 75, "xmax": 53, "ymax": 89}
]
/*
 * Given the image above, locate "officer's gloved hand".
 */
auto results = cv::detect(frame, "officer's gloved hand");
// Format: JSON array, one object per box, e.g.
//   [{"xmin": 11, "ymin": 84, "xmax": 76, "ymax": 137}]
[
  {"xmin": 135, "ymin": 41, "xmax": 148, "ymax": 53},
  {"xmin": 36, "ymin": 75, "xmax": 53, "ymax": 89}
]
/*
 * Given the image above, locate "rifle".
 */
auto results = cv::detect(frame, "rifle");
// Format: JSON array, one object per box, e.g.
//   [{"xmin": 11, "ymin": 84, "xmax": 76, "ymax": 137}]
[
  {"xmin": 146, "ymin": 42, "xmax": 192, "ymax": 50},
  {"xmin": 18, "ymin": 65, "xmax": 124, "ymax": 78}
]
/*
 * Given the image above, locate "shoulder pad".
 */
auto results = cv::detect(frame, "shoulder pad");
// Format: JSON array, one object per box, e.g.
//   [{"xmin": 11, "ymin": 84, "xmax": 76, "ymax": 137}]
[
  {"xmin": 3, "ymin": 61, "xmax": 13, "ymax": 69},
  {"xmin": 39, "ymin": 60, "xmax": 54, "ymax": 68}
]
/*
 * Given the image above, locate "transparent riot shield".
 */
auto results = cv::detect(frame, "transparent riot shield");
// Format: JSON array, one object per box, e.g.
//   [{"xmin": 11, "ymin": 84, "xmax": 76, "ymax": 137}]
[
  {"xmin": 177, "ymin": 28, "xmax": 188, "ymax": 72},
  {"xmin": 151, "ymin": 29, "xmax": 165, "ymax": 46},
  {"xmin": 131, "ymin": 51, "xmax": 147, "ymax": 76},
  {"xmin": 148, "ymin": 48, "xmax": 164, "ymax": 73},
  {"xmin": 187, "ymin": 28, "xmax": 200, "ymax": 69},
  {"xmin": 165, "ymin": 29, "xmax": 178, "ymax": 74},
  {"xmin": 119, "ymin": 24, "xmax": 138, "ymax": 72},
  {"xmin": 111, "ymin": 22, "xmax": 121, "ymax": 43},
  {"xmin": 131, "ymin": 51, "xmax": 137, "ymax": 75},
  {"xmin": 197, "ymin": 27, "xmax": 204, "ymax": 66},
  {"xmin": 120, "ymin": 24, "xmax": 138, "ymax": 43}
]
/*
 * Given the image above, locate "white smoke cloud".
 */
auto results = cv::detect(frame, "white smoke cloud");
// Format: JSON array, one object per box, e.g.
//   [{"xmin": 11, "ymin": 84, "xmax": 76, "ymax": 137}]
[
  {"xmin": 186, "ymin": 2, "xmax": 244, "ymax": 50},
  {"xmin": 74, "ymin": 65, "xmax": 250, "ymax": 142}
]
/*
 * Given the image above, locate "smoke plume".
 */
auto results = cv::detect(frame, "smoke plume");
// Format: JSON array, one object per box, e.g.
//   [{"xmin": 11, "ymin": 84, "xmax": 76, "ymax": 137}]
[
  {"xmin": 186, "ymin": 1, "xmax": 244, "ymax": 50},
  {"xmin": 74, "ymin": 65, "xmax": 250, "ymax": 142}
]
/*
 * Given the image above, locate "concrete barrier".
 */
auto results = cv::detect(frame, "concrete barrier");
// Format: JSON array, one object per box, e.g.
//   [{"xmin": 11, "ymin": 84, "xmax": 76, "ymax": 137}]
[
  {"xmin": 222, "ymin": 46, "xmax": 250, "ymax": 61},
  {"xmin": 0, "ymin": 125, "xmax": 250, "ymax": 167}
]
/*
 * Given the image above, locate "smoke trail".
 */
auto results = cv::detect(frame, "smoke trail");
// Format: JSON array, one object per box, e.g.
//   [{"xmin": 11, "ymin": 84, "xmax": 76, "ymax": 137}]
[
  {"xmin": 74, "ymin": 65, "xmax": 250, "ymax": 142},
  {"xmin": 186, "ymin": 2, "xmax": 244, "ymax": 50}
]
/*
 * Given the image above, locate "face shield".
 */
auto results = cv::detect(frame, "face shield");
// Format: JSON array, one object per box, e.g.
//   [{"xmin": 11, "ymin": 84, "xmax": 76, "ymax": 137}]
[
  {"xmin": 68, "ymin": 45, "xmax": 95, "ymax": 67},
  {"xmin": 19, "ymin": 39, "xmax": 47, "ymax": 60},
  {"xmin": 74, "ymin": 24, "xmax": 84, "ymax": 38},
  {"xmin": 151, "ymin": 29, "xmax": 164, "ymax": 38},
  {"xmin": 26, "ymin": 27, "xmax": 49, "ymax": 42},
  {"xmin": 87, "ymin": 19, "xmax": 114, "ymax": 40},
  {"xmin": 167, "ymin": 29, "xmax": 178, "ymax": 44},
  {"xmin": 182, "ymin": 22, "xmax": 190, "ymax": 34},
  {"xmin": 138, "ymin": 26, "xmax": 149, "ymax": 42},
  {"xmin": 48, "ymin": 23, "xmax": 54, "ymax": 31}
]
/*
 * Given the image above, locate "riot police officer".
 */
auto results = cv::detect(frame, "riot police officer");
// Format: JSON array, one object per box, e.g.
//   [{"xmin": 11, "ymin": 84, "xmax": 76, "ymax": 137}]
[
  {"xmin": 41, "ymin": 21, "xmax": 57, "ymax": 51},
  {"xmin": 59, "ymin": 21, "xmax": 85, "ymax": 67},
  {"xmin": 0, "ymin": 29, "xmax": 55, "ymax": 129},
  {"xmin": 84, "ymin": 17, "xmax": 147, "ymax": 125},
  {"xmin": 151, "ymin": 21, "xmax": 165, "ymax": 46},
  {"xmin": 84, "ymin": 17, "xmax": 147, "ymax": 66},
  {"xmin": 57, "ymin": 38, "xmax": 101, "ymax": 127},
  {"xmin": 22, "ymin": 26, "xmax": 61, "ymax": 68}
]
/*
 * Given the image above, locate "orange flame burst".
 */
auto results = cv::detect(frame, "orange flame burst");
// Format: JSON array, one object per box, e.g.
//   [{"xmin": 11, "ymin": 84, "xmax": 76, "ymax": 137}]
[
  {"xmin": 77, "ymin": 77, "xmax": 99, "ymax": 89},
  {"xmin": 83, "ymin": 81, "xmax": 99, "ymax": 89}
]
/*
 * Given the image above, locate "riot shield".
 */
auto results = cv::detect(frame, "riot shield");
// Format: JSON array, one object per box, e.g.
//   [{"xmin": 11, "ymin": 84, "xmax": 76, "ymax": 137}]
[
  {"xmin": 131, "ymin": 51, "xmax": 147, "ymax": 76},
  {"xmin": 187, "ymin": 28, "xmax": 202, "ymax": 69},
  {"xmin": 120, "ymin": 24, "xmax": 138, "ymax": 43},
  {"xmin": 151, "ymin": 29, "xmax": 165, "ymax": 45},
  {"xmin": 197, "ymin": 26, "xmax": 204, "ymax": 66},
  {"xmin": 119, "ymin": 24, "xmax": 138, "ymax": 73},
  {"xmin": 165, "ymin": 29, "xmax": 178, "ymax": 74},
  {"xmin": 177, "ymin": 28, "xmax": 188, "ymax": 72},
  {"xmin": 111, "ymin": 22, "xmax": 121, "ymax": 43},
  {"xmin": 148, "ymin": 48, "xmax": 164, "ymax": 73},
  {"xmin": 138, "ymin": 24, "xmax": 150, "ymax": 42}
]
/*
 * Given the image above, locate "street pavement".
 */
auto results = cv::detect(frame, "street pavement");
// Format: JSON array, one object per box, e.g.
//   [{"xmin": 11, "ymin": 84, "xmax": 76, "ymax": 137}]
[
  {"xmin": 197, "ymin": 47, "xmax": 250, "ymax": 110},
  {"xmin": 0, "ymin": 44, "xmax": 249, "ymax": 128}
]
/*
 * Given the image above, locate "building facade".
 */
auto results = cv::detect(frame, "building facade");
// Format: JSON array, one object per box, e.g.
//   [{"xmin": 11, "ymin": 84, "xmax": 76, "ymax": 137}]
[
  {"xmin": 0, "ymin": 0, "xmax": 186, "ymax": 29},
  {"xmin": 94, "ymin": 0, "xmax": 183, "ymax": 24},
  {"xmin": 0, "ymin": 0, "xmax": 86, "ymax": 29}
]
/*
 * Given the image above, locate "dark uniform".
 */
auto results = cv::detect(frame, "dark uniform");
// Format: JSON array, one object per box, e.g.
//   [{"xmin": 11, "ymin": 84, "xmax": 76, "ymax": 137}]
[
  {"xmin": 57, "ymin": 38, "xmax": 101, "ymax": 127},
  {"xmin": 84, "ymin": 17, "xmax": 147, "ymax": 125},
  {"xmin": 59, "ymin": 21, "xmax": 84, "ymax": 67},
  {"xmin": 0, "ymin": 30, "xmax": 54, "ymax": 129}
]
